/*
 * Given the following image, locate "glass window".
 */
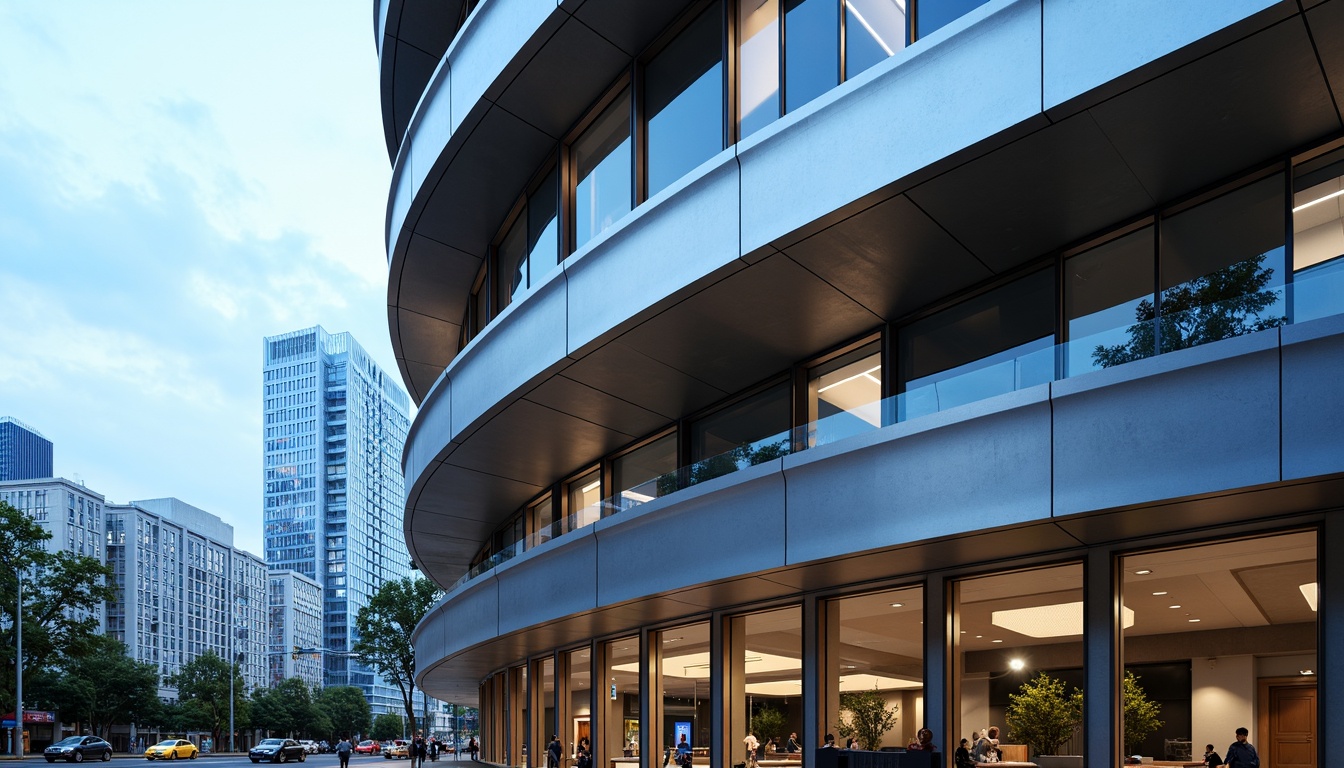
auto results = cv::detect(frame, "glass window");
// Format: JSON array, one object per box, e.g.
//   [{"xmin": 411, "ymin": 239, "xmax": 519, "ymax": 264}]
[
  {"xmin": 611, "ymin": 433, "xmax": 678, "ymax": 512},
  {"xmin": 567, "ymin": 469, "xmax": 602, "ymax": 528},
  {"xmin": 498, "ymin": 214, "xmax": 527, "ymax": 310},
  {"xmin": 573, "ymin": 89, "xmax": 633, "ymax": 251},
  {"xmin": 1121, "ymin": 531, "xmax": 1316, "ymax": 761},
  {"xmin": 736, "ymin": 607, "xmax": 802, "ymax": 759},
  {"xmin": 605, "ymin": 638, "xmax": 640, "ymax": 762},
  {"xmin": 898, "ymin": 269, "xmax": 1055, "ymax": 421},
  {"xmin": 689, "ymin": 381, "xmax": 792, "ymax": 485},
  {"xmin": 1158, "ymin": 174, "xmax": 1286, "ymax": 354},
  {"xmin": 530, "ymin": 657, "xmax": 553, "ymax": 768},
  {"xmin": 646, "ymin": 3, "xmax": 725, "ymax": 198},
  {"xmin": 1064, "ymin": 227, "xmax": 1155, "ymax": 376},
  {"xmin": 845, "ymin": 0, "xmax": 906, "ymax": 78},
  {"xmin": 1292, "ymin": 146, "xmax": 1344, "ymax": 323},
  {"xmin": 528, "ymin": 167, "xmax": 560, "ymax": 277},
  {"xmin": 807, "ymin": 341, "xmax": 882, "ymax": 447},
  {"xmin": 952, "ymin": 564, "xmax": 1084, "ymax": 762},
  {"xmin": 739, "ymin": 0, "xmax": 780, "ymax": 139},
  {"xmin": 567, "ymin": 647, "xmax": 592, "ymax": 766},
  {"xmin": 826, "ymin": 588, "xmax": 923, "ymax": 750},
  {"xmin": 915, "ymin": 0, "xmax": 991, "ymax": 40},
  {"xmin": 660, "ymin": 621, "xmax": 711, "ymax": 763},
  {"xmin": 784, "ymin": 0, "xmax": 839, "ymax": 113},
  {"xmin": 530, "ymin": 495, "xmax": 557, "ymax": 547}
]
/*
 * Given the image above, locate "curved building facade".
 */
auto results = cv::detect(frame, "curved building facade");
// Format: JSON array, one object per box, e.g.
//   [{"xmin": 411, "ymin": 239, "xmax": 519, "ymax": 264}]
[{"xmin": 379, "ymin": 1, "xmax": 1344, "ymax": 767}]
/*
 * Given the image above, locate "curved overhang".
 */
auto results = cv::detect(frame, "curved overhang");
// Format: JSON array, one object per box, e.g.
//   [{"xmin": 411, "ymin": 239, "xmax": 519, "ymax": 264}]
[
  {"xmin": 377, "ymin": 0, "xmax": 471, "ymax": 163},
  {"xmin": 408, "ymin": 310, "xmax": 1344, "ymax": 701},
  {"xmin": 396, "ymin": 0, "xmax": 1344, "ymax": 589}
]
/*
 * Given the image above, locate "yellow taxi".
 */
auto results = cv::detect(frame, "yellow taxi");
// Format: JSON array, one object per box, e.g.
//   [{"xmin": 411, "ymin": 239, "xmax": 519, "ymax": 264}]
[
  {"xmin": 385, "ymin": 743, "xmax": 410, "ymax": 760},
  {"xmin": 145, "ymin": 740, "xmax": 199, "ymax": 760}
]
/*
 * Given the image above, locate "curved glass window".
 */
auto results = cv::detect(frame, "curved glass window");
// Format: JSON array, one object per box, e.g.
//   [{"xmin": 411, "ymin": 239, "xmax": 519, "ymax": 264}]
[
  {"xmin": 845, "ymin": 0, "xmax": 907, "ymax": 78},
  {"xmin": 1064, "ymin": 227, "xmax": 1155, "ymax": 377},
  {"xmin": 1293, "ymin": 146, "xmax": 1344, "ymax": 322},
  {"xmin": 573, "ymin": 89, "xmax": 633, "ymax": 251},
  {"xmin": 916, "ymin": 0, "xmax": 991, "ymax": 39},
  {"xmin": 784, "ymin": 0, "xmax": 840, "ymax": 113},
  {"xmin": 739, "ymin": 0, "xmax": 781, "ymax": 139},
  {"xmin": 646, "ymin": 4, "xmax": 725, "ymax": 198},
  {"xmin": 807, "ymin": 340, "xmax": 882, "ymax": 447},
  {"xmin": 689, "ymin": 381, "xmax": 792, "ymax": 485},
  {"xmin": 611, "ymin": 433, "xmax": 678, "ymax": 512},
  {"xmin": 528, "ymin": 167, "xmax": 560, "ymax": 281}
]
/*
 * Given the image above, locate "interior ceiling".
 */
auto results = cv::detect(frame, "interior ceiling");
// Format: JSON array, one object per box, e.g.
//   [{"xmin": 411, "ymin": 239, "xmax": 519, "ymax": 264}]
[{"xmin": 401, "ymin": 4, "xmax": 1344, "ymax": 591}]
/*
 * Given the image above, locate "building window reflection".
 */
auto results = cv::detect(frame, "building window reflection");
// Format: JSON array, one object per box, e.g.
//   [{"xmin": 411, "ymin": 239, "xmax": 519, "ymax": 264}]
[
  {"xmin": 784, "ymin": 0, "xmax": 840, "ymax": 113},
  {"xmin": 645, "ymin": 3, "xmax": 725, "ymax": 198},
  {"xmin": 824, "ymin": 587, "xmax": 923, "ymax": 750},
  {"xmin": 1292, "ymin": 145, "xmax": 1344, "ymax": 323},
  {"xmin": 1064, "ymin": 227, "xmax": 1155, "ymax": 377},
  {"xmin": 846, "ymin": 0, "xmax": 907, "ymax": 78},
  {"xmin": 739, "ymin": 0, "xmax": 781, "ymax": 139},
  {"xmin": 807, "ymin": 339, "xmax": 882, "ymax": 447},
  {"xmin": 611, "ymin": 432, "xmax": 678, "ymax": 513},
  {"xmin": 573, "ymin": 88, "xmax": 633, "ymax": 251},
  {"xmin": 689, "ymin": 381, "xmax": 792, "ymax": 485}
]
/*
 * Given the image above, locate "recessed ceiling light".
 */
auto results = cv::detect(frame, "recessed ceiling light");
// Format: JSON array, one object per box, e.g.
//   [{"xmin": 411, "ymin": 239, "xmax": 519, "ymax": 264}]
[
  {"xmin": 1152, "ymin": 591, "xmax": 1167, "ymax": 596},
  {"xmin": 844, "ymin": 665, "xmax": 856, "ymax": 669},
  {"xmin": 1134, "ymin": 569, "xmax": 1152, "ymax": 575},
  {"xmin": 1188, "ymin": 618, "xmax": 1201, "ymax": 623},
  {"xmin": 975, "ymin": 635, "xmax": 983, "ymax": 639},
  {"xmin": 890, "ymin": 603, "xmax": 904, "ymax": 608},
  {"xmin": 992, "ymin": 639, "xmax": 1004, "ymax": 644},
  {"xmin": 1169, "ymin": 605, "xmax": 1181, "ymax": 609},
  {"xmin": 1300, "ymin": 669, "xmax": 1314, "ymax": 675},
  {"xmin": 960, "ymin": 630, "xmax": 967, "ymax": 634}
]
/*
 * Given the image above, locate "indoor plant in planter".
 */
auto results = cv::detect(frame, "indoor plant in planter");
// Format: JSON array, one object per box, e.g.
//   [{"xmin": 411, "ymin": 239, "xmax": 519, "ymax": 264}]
[
  {"xmin": 1004, "ymin": 673, "xmax": 1084, "ymax": 768},
  {"xmin": 1122, "ymin": 671, "xmax": 1164, "ymax": 760}
]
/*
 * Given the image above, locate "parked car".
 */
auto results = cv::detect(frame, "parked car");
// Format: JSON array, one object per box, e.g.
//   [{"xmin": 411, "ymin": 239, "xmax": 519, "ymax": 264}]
[
  {"xmin": 144, "ymin": 740, "xmax": 199, "ymax": 761},
  {"xmin": 318, "ymin": 742, "xmax": 331, "ymax": 754},
  {"xmin": 382, "ymin": 740, "xmax": 409, "ymax": 759},
  {"xmin": 249, "ymin": 739, "xmax": 307, "ymax": 764},
  {"xmin": 298, "ymin": 741, "xmax": 320, "ymax": 755},
  {"xmin": 355, "ymin": 741, "xmax": 381, "ymax": 755},
  {"xmin": 385, "ymin": 742, "xmax": 410, "ymax": 760},
  {"xmin": 44, "ymin": 736, "xmax": 113, "ymax": 763}
]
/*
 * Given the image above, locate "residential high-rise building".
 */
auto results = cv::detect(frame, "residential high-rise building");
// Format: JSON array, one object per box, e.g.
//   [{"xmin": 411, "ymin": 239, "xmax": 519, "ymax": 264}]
[
  {"xmin": 0, "ymin": 477, "xmax": 105, "ymax": 631},
  {"xmin": 380, "ymin": 1, "xmax": 1344, "ymax": 766},
  {"xmin": 262, "ymin": 326, "xmax": 411, "ymax": 713},
  {"xmin": 104, "ymin": 498, "xmax": 266, "ymax": 703},
  {"xmin": 267, "ymin": 569, "xmax": 324, "ymax": 691},
  {"xmin": 0, "ymin": 417, "xmax": 53, "ymax": 481}
]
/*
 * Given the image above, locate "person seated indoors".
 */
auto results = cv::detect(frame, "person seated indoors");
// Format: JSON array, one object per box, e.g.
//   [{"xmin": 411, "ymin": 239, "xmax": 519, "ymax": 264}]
[
  {"xmin": 1204, "ymin": 745, "xmax": 1223, "ymax": 768},
  {"xmin": 819, "ymin": 735, "xmax": 837, "ymax": 750},
  {"xmin": 907, "ymin": 729, "xmax": 936, "ymax": 752},
  {"xmin": 954, "ymin": 739, "xmax": 974, "ymax": 768}
]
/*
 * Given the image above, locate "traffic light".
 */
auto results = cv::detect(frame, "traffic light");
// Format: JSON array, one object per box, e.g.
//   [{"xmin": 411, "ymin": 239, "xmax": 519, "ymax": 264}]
[{"xmin": 292, "ymin": 645, "xmax": 300, "ymax": 660}]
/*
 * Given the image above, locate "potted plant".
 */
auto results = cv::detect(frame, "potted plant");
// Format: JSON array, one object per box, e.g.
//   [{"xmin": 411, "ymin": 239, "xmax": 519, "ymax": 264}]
[
  {"xmin": 750, "ymin": 704, "xmax": 787, "ymax": 753},
  {"xmin": 1122, "ymin": 671, "xmax": 1164, "ymax": 758},
  {"xmin": 836, "ymin": 690, "xmax": 898, "ymax": 751},
  {"xmin": 1004, "ymin": 673, "xmax": 1083, "ymax": 768}
]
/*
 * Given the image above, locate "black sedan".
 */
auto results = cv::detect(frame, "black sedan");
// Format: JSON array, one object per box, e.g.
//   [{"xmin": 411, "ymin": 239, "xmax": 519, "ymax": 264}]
[
  {"xmin": 45, "ymin": 736, "xmax": 113, "ymax": 763},
  {"xmin": 250, "ymin": 739, "xmax": 307, "ymax": 763}
]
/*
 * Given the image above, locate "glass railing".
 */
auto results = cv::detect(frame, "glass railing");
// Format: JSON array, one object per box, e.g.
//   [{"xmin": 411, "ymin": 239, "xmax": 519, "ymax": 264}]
[{"xmin": 446, "ymin": 265, "xmax": 1343, "ymax": 591}]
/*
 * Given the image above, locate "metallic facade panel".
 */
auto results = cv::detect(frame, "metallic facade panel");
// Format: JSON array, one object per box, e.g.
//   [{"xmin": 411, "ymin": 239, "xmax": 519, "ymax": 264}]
[
  {"xmin": 564, "ymin": 148, "xmax": 743, "ymax": 357},
  {"xmin": 1306, "ymin": 0, "xmax": 1344, "ymax": 127},
  {"xmin": 781, "ymin": 387, "xmax": 1054, "ymax": 565},
  {"xmin": 738, "ymin": 0, "xmax": 1043, "ymax": 257},
  {"xmin": 522, "ymin": 374, "xmax": 668, "ymax": 439},
  {"xmin": 495, "ymin": 531, "xmax": 601, "ymax": 636},
  {"xmin": 1282, "ymin": 313, "xmax": 1344, "ymax": 480},
  {"xmin": 1051, "ymin": 331, "xmax": 1282, "ymax": 517},
  {"xmin": 445, "ymin": 0, "xmax": 556, "ymax": 138}
]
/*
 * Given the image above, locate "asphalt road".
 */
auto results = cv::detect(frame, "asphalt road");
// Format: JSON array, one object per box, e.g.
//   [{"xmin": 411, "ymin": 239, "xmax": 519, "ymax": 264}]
[{"xmin": 24, "ymin": 756, "xmax": 475, "ymax": 766}]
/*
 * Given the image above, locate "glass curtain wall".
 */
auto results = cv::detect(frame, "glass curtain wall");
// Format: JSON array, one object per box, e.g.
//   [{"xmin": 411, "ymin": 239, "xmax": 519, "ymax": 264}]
[
  {"xmin": 605, "ymin": 637, "xmax": 642, "ymax": 762},
  {"xmin": 1120, "ymin": 531, "xmax": 1317, "ymax": 763},
  {"xmin": 530, "ymin": 657, "xmax": 555, "ymax": 768},
  {"xmin": 807, "ymin": 340, "xmax": 882, "ymax": 447},
  {"xmin": 645, "ymin": 3, "xmax": 725, "ymax": 198},
  {"xmin": 845, "ymin": 0, "xmax": 907, "ymax": 78},
  {"xmin": 952, "ymin": 564, "xmax": 1084, "ymax": 761},
  {"xmin": 574, "ymin": 89, "xmax": 633, "ymax": 251},
  {"xmin": 689, "ymin": 382, "xmax": 792, "ymax": 485},
  {"xmin": 567, "ymin": 469, "xmax": 603, "ymax": 528},
  {"xmin": 1064, "ymin": 227, "xmax": 1155, "ymax": 377},
  {"xmin": 611, "ymin": 433, "xmax": 678, "ymax": 512},
  {"xmin": 734, "ymin": 607, "xmax": 802, "ymax": 761},
  {"xmin": 784, "ymin": 0, "xmax": 839, "ymax": 113},
  {"xmin": 660, "ymin": 622, "xmax": 712, "ymax": 765},
  {"xmin": 739, "ymin": 0, "xmax": 780, "ymax": 139},
  {"xmin": 915, "ymin": 0, "xmax": 991, "ymax": 39},
  {"xmin": 825, "ymin": 587, "xmax": 924, "ymax": 751},
  {"xmin": 1292, "ymin": 146, "xmax": 1344, "ymax": 322},
  {"xmin": 897, "ymin": 270, "xmax": 1054, "ymax": 421},
  {"xmin": 569, "ymin": 647, "xmax": 593, "ymax": 767}
]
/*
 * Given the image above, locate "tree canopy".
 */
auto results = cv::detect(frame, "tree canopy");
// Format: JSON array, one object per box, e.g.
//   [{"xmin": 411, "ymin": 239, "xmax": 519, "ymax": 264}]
[
  {"xmin": 836, "ymin": 690, "xmax": 898, "ymax": 750},
  {"xmin": 0, "ymin": 500, "xmax": 116, "ymax": 711},
  {"xmin": 315, "ymin": 685, "xmax": 371, "ymax": 742},
  {"xmin": 169, "ymin": 651, "xmax": 249, "ymax": 746},
  {"xmin": 1004, "ymin": 672, "xmax": 1083, "ymax": 756},
  {"xmin": 352, "ymin": 577, "xmax": 441, "ymax": 736},
  {"xmin": 252, "ymin": 677, "xmax": 329, "ymax": 738},
  {"xmin": 29, "ymin": 635, "xmax": 161, "ymax": 740}
]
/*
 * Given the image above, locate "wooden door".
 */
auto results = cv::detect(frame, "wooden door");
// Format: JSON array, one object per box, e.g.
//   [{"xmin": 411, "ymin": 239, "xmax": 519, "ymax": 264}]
[{"xmin": 1269, "ymin": 685, "xmax": 1316, "ymax": 768}]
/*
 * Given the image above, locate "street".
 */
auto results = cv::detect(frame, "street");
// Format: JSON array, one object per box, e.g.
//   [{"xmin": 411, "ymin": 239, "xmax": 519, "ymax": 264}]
[{"xmin": 24, "ymin": 756, "xmax": 474, "ymax": 767}]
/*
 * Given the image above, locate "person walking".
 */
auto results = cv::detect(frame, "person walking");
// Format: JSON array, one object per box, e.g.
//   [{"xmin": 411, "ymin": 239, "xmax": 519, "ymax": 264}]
[
  {"xmin": 1224, "ymin": 728, "xmax": 1259, "ymax": 768},
  {"xmin": 336, "ymin": 737, "xmax": 353, "ymax": 768},
  {"xmin": 547, "ymin": 736, "xmax": 563, "ymax": 768},
  {"xmin": 414, "ymin": 733, "xmax": 428, "ymax": 768},
  {"xmin": 468, "ymin": 738, "xmax": 478, "ymax": 762}
]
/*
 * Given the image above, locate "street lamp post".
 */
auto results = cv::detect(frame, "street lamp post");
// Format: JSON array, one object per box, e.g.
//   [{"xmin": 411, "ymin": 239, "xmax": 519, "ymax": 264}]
[{"xmin": 13, "ymin": 576, "xmax": 22, "ymax": 759}]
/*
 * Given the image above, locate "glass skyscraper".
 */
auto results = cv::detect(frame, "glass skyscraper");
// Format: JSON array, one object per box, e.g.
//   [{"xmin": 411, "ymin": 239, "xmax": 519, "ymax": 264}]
[
  {"xmin": 262, "ymin": 326, "xmax": 411, "ymax": 714},
  {"xmin": 0, "ymin": 417, "xmax": 54, "ymax": 481}
]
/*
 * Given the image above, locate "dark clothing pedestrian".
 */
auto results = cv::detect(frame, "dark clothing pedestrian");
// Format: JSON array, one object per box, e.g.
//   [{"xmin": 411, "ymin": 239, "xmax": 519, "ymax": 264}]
[
  {"xmin": 1225, "ymin": 740, "xmax": 1259, "ymax": 768},
  {"xmin": 336, "ymin": 739, "xmax": 353, "ymax": 768},
  {"xmin": 468, "ymin": 739, "xmax": 478, "ymax": 762},
  {"xmin": 414, "ymin": 737, "xmax": 428, "ymax": 768},
  {"xmin": 547, "ymin": 738, "xmax": 563, "ymax": 768}
]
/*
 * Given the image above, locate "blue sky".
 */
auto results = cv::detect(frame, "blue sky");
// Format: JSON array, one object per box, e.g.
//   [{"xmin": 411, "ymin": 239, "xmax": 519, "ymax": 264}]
[{"xmin": 0, "ymin": 2, "xmax": 400, "ymax": 555}]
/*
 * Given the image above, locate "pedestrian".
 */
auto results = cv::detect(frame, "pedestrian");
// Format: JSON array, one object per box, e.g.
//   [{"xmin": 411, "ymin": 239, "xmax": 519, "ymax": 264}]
[
  {"xmin": 336, "ymin": 737, "xmax": 353, "ymax": 768},
  {"xmin": 468, "ymin": 738, "xmax": 478, "ymax": 762},
  {"xmin": 415, "ymin": 733, "xmax": 428, "ymax": 768},
  {"xmin": 786, "ymin": 734, "xmax": 801, "ymax": 753},
  {"xmin": 547, "ymin": 735, "xmax": 562, "ymax": 768},
  {"xmin": 430, "ymin": 738, "xmax": 440, "ymax": 762},
  {"xmin": 1224, "ymin": 728, "xmax": 1259, "ymax": 768},
  {"xmin": 743, "ymin": 733, "xmax": 759, "ymax": 768}
]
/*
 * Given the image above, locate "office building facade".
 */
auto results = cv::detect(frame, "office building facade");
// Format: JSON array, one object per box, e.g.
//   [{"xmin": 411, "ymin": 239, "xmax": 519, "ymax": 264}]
[
  {"xmin": 381, "ymin": 1, "xmax": 1344, "ymax": 767},
  {"xmin": 0, "ymin": 417, "xmax": 54, "ymax": 482},
  {"xmin": 262, "ymin": 326, "xmax": 412, "ymax": 712},
  {"xmin": 0, "ymin": 477, "xmax": 106, "ymax": 631},
  {"xmin": 104, "ymin": 498, "xmax": 267, "ymax": 702}
]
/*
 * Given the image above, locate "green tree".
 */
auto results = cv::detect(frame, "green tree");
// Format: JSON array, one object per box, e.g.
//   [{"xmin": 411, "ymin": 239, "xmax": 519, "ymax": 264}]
[
  {"xmin": 1122, "ymin": 671, "xmax": 1163, "ymax": 756},
  {"xmin": 1093, "ymin": 253, "xmax": 1285, "ymax": 368},
  {"xmin": 372, "ymin": 712, "xmax": 404, "ymax": 742},
  {"xmin": 251, "ymin": 677, "xmax": 322, "ymax": 737},
  {"xmin": 0, "ymin": 501, "xmax": 116, "ymax": 710},
  {"xmin": 750, "ymin": 704, "xmax": 787, "ymax": 744},
  {"xmin": 836, "ymin": 690, "xmax": 898, "ymax": 750},
  {"xmin": 316, "ymin": 685, "xmax": 372, "ymax": 741},
  {"xmin": 170, "ymin": 651, "xmax": 247, "ymax": 746},
  {"xmin": 30, "ymin": 635, "xmax": 161, "ymax": 739},
  {"xmin": 353, "ymin": 577, "xmax": 441, "ymax": 736},
  {"xmin": 1004, "ymin": 673, "xmax": 1084, "ymax": 756}
]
